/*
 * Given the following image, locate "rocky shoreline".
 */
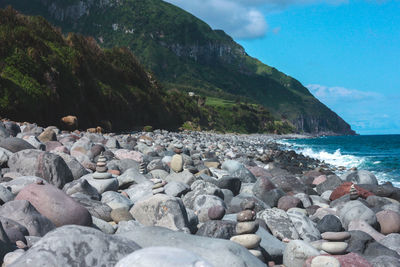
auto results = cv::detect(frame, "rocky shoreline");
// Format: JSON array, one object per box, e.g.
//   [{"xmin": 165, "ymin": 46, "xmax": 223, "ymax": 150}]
[{"xmin": 0, "ymin": 121, "xmax": 398, "ymax": 266}]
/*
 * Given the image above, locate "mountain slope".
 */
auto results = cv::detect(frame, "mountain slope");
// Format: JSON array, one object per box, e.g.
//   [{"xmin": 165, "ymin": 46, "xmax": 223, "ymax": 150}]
[
  {"xmin": 1, "ymin": 0, "xmax": 356, "ymax": 135},
  {"xmin": 0, "ymin": 7, "xmax": 209, "ymax": 131}
]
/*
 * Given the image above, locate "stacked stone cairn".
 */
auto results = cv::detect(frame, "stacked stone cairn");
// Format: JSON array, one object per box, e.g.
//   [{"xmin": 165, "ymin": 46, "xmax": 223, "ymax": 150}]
[
  {"xmin": 230, "ymin": 200, "xmax": 263, "ymax": 262},
  {"xmin": 139, "ymin": 162, "xmax": 147, "ymax": 174},
  {"xmin": 170, "ymin": 143, "xmax": 184, "ymax": 173},
  {"xmin": 150, "ymin": 178, "xmax": 167, "ymax": 195},
  {"xmin": 93, "ymin": 153, "xmax": 112, "ymax": 179},
  {"xmin": 349, "ymin": 184, "xmax": 358, "ymax": 200}
]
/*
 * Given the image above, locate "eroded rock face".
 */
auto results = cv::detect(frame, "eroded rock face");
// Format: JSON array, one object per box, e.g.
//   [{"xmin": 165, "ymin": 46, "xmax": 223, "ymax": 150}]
[
  {"xmin": 9, "ymin": 225, "xmax": 141, "ymax": 267},
  {"xmin": 8, "ymin": 149, "xmax": 73, "ymax": 188},
  {"xmin": 130, "ymin": 194, "xmax": 189, "ymax": 231},
  {"xmin": 16, "ymin": 183, "xmax": 92, "ymax": 227}
]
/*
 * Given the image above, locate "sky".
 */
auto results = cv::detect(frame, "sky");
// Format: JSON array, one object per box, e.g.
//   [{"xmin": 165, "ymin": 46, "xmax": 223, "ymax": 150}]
[{"xmin": 164, "ymin": 0, "xmax": 400, "ymax": 135}]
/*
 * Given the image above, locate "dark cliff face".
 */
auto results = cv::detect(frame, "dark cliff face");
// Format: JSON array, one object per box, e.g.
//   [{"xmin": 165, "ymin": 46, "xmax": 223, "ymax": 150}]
[{"xmin": 1, "ymin": 0, "xmax": 356, "ymax": 135}]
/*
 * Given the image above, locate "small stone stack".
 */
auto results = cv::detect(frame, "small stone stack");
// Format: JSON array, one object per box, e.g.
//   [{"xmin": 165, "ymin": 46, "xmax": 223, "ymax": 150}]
[
  {"xmin": 174, "ymin": 143, "xmax": 183, "ymax": 154},
  {"xmin": 93, "ymin": 153, "xmax": 112, "ymax": 179},
  {"xmin": 139, "ymin": 162, "xmax": 147, "ymax": 174},
  {"xmin": 150, "ymin": 178, "xmax": 167, "ymax": 195},
  {"xmin": 230, "ymin": 200, "xmax": 263, "ymax": 261},
  {"xmin": 349, "ymin": 184, "xmax": 358, "ymax": 200}
]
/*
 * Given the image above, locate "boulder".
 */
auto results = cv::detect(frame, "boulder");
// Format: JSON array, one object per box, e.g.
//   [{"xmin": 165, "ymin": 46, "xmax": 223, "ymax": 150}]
[
  {"xmin": 287, "ymin": 208, "xmax": 321, "ymax": 242},
  {"xmin": 165, "ymin": 170, "xmax": 196, "ymax": 186},
  {"xmin": 316, "ymin": 215, "xmax": 343, "ymax": 233},
  {"xmin": 37, "ymin": 128, "xmax": 57, "ymax": 143},
  {"xmin": 117, "ymin": 168, "xmax": 147, "ymax": 189},
  {"xmin": 305, "ymin": 253, "xmax": 372, "ymax": 267},
  {"xmin": 83, "ymin": 175, "xmax": 118, "ymax": 194},
  {"xmin": 10, "ymin": 225, "xmax": 141, "ymax": 267},
  {"xmin": 63, "ymin": 179, "xmax": 101, "ymax": 201},
  {"xmin": 0, "ymin": 185, "xmax": 14, "ymax": 204},
  {"xmin": 376, "ymin": 210, "xmax": 400, "ymax": 234},
  {"xmin": 130, "ymin": 194, "xmax": 189, "ymax": 231},
  {"xmin": 215, "ymin": 176, "xmax": 242, "ymax": 196},
  {"xmin": 115, "ymin": 247, "xmax": 213, "ymax": 267},
  {"xmin": 16, "ymin": 183, "xmax": 92, "ymax": 227},
  {"xmin": 283, "ymin": 240, "xmax": 320, "ymax": 267},
  {"xmin": 193, "ymin": 194, "xmax": 226, "ymax": 213},
  {"xmin": 196, "ymin": 220, "xmax": 236, "ymax": 239},
  {"xmin": 0, "ymin": 137, "xmax": 35, "ymax": 153},
  {"xmin": 257, "ymin": 208, "xmax": 300, "ymax": 240},
  {"xmin": 114, "ymin": 149, "xmax": 143, "ymax": 162},
  {"xmin": 0, "ymin": 176, "xmax": 46, "ymax": 194},
  {"xmin": 8, "ymin": 149, "xmax": 73, "ymax": 188},
  {"xmin": 0, "ymin": 216, "xmax": 29, "ymax": 244},
  {"xmin": 278, "ymin": 196, "xmax": 303, "ymax": 211},
  {"xmin": 101, "ymin": 191, "xmax": 133, "ymax": 211},
  {"xmin": 170, "ymin": 154, "xmax": 184, "ymax": 172},
  {"xmin": 73, "ymin": 196, "xmax": 112, "ymax": 222},
  {"xmin": 0, "ymin": 200, "xmax": 55, "ymax": 236},
  {"xmin": 53, "ymin": 152, "xmax": 89, "ymax": 180},
  {"xmin": 315, "ymin": 175, "xmax": 343, "ymax": 195},
  {"xmin": 380, "ymin": 233, "xmax": 400, "ymax": 256},
  {"xmin": 341, "ymin": 170, "xmax": 378, "ymax": 185},
  {"xmin": 338, "ymin": 200, "xmax": 377, "ymax": 229},
  {"xmin": 164, "ymin": 181, "xmax": 190, "ymax": 197},
  {"xmin": 118, "ymin": 226, "xmax": 265, "ymax": 267}
]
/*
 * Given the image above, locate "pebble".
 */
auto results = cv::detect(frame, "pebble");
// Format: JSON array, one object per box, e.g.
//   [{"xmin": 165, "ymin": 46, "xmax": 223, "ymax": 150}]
[
  {"xmin": 320, "ymin": 242, "xmax": 348, "ymax": 255},
  {"xmin": 311, "ymin": 256, "xmax": 341, "ymax": 267},
  {"xmin": 230, "ymin": 234, "xmax": 261, "ymax": 249},
  {"xmin": 237, "ymin": 210, "xmax": 256, "ymax": 222},
  {"xmin": 236, "ymin": 221, "xmax": 259, "ymax": 235},
  {"xmin": 321, "ymin": 232, "xmax": 350, "ymax": 241}
]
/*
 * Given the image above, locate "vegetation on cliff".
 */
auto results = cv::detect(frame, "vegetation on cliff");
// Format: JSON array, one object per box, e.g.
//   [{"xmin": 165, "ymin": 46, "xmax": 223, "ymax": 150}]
[
  {"xmin": 0, "ymin": 0, "xmax": 355, "ymax": 135},
  {"xmin": 0, "ymin": 7, "xmax": 293, "ymax": 133}
]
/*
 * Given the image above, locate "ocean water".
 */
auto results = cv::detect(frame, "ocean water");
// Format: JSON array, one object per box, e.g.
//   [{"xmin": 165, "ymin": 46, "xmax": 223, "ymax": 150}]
[{"xmin": 278, "ymin": 135, "xmax": 400, "ymax": 187}]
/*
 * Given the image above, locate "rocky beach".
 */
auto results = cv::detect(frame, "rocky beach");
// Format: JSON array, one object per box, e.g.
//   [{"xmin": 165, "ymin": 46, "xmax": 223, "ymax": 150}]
[{"xmin": 0, "ymin": 120, "xmax": 399, "ymax": 267}]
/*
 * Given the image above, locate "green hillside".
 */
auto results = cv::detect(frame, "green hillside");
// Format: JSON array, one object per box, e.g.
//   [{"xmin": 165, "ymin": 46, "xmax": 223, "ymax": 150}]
[{"xmin": 0, "ymin": 0, "xmax": 355, "ymax": 135}]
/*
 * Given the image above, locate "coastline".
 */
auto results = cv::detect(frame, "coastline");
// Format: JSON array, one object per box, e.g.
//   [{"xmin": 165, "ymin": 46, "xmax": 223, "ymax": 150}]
[{"xmin": 0, "ymin": 120, "xmax": 399, "ymax": 266}]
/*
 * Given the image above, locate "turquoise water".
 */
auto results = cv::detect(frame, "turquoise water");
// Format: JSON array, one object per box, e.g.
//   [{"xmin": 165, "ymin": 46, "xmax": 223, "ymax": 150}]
[{"xmin": 278, "ymin": 135, "xmax": 400, "ymax": 187}]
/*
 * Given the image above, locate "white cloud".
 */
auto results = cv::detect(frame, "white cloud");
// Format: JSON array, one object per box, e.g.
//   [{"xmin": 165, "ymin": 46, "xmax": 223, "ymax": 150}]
[
  {"xmin": 306, "ymin": 84, "xmax": 400, "ymax": 134},
  {"xmin": 307, "ymin": 84, "xmax": 382, "ymax": 103},
  {"xmin": 164, "ymin": 0, "xmax": 349, "ymax": 39}
]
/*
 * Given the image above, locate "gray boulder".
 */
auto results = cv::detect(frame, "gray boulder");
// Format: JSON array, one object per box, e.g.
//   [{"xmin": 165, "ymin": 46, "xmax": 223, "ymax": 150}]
[
  {"xmin": 63, "ymin": 179, "xmax": 101, "ymax": 201},
  {"xmin": 0, "ymin": 176, "xmax": 46, "ymax": 194},
  {"xmin": 10, "ymin": 225, "xmax": 141, "ymax": 267},
  {"xmin": 0, "ymin": 137, "xmax": 34, "ymax": 153},
  {"xmin": 257, "ymin": 208, "xmax": 300, "ymax": 241},
  {"xmin": 117, "ymin": 167, "xmax": 147, "ymax": 189},
  {"xmin": 164, "ymin": 181, "xmax": 190, "ymax": 197},
  {"xmin": 341, "ymin": 170, "xmax": 378, "ymax": 185},
  {"xmin": 115, "ymin": 247, "xmax": 213, "ymax": 267},
  {"xmin": 165, "ymin": 170, "xmax": 196, "ymax": 186},
  {"xmin": 283, "ymin": 240, "xmax": 320, "ymax": 267},
  {"xmin": 196, "ymin": 220, "xmax": 236, "ymax": 240},
  {"xmin": 101, "ymin": 191, "xmax": 133, "ymax": 210},
  {"xmin": 52, "ymin": 152, "xmax": 89, "ymax": 180},
  {"xmin": 0, "ymin": 216, "xmax": 29, "ymax": 244},
  {"xmin": 0, "ymin": 200, "xmax": 55, "ymax": 237},
  {"xmin": 118, "ymin": 226, "xmax": 265, "ymax": 267},
  {"xmin": 339, "ymin": 200, "xmax": 377, "ymax": 229},
  {"xmin": 8, "ymin": 149, "xmax": 73, "ymax": 188},
  {"xmin": 130, "ymin": 194, "xmax": 189, "ymax": 231},
  {"xmin": 287, "ymin": 208, "xmax": 321, "ymax": 242},
  {"xmin": 257, "ymin": 226, "xmax": 286, "ymax": 263}
]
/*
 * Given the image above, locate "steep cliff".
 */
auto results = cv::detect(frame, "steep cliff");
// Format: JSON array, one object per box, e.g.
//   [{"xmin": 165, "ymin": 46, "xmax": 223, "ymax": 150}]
[{"xmin": 1, "ymin": 0, "xmax": 356, "ymax": 135}]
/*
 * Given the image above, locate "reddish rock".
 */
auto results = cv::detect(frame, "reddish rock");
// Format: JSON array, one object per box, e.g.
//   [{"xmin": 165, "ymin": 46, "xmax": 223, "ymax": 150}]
[
  {"xmin": 304, "ymin": 253, "xmax": 373, "ymax": 267},
  {"xmin": 16, "ymin": 183, "xmax": 92, "ymax": 227},
  {"xmin": 313, "ymin": 175, "xmax": 327, "ymax": 185},
  {"xmin": 330, "ymin": 182, "xmax": 374, "ymax": 201},
  {"xmin": 277, "ymin": 196, "xmax": 303, "ymax": 211},
  {"xmin": 45, "ymin": 141, "xmax": 63, "ymax": 152},
  {"xmin": 376, "ymin": 210, "xmax": 400, "ymax": 234},
  {"xmin": 247, "ymin": 166, "xmax": 272, "ymax": 178}
]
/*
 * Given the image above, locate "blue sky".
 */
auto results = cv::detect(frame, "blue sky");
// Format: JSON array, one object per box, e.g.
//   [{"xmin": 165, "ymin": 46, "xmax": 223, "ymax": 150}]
[{"xmin": 165, "ymin": 0, "xmax": 400, "ymax": 134}]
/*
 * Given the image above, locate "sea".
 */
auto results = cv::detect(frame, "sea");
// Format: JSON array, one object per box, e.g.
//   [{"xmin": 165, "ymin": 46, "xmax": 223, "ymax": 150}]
[{"xmin": 277, "ymin": 135, "xmax": 400, "ymax": 187}]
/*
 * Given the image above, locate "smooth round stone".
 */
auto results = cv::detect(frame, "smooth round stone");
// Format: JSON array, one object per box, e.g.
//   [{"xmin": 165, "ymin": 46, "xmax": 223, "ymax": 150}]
[
  {"xmin": 311, "ymin": 256, "xmax": 341, "ymax": 267},
  {"xmin": 236, "ymin": 221, "xmax": 259, "ymax": 235},
  {"xmin": 93, "ymin": 172, "xmax": 112, "ymax": 179},
  {"xmin": 170, "ymin": 154, "xmax": 184, "ymax": 173},
  {"xmin": 249, "ymin": 249, "xmax": 264, "ymax": 262},
  {"xmin": 240, "ymin": 199, "xmax": 256, "ymax": 211},
  {"xmin": 376, "ymin": 210, "xmax": 400, "ymax": 234},
  {"xmin": 237, "ymin": 210, "xmax": 256, "ymax": 222},
  {"xmin": 97, "ymin": 161, "xmax": 106, "ymax": 166},
  {"xmin": 96, "ymin": 166, "xmax": 108, "ymax": 173},
  {"xmin": 321, "ymin": 232, "xmax": 350, "ymax": 241},
  {"xmin": 317, "ymin": 215, "xmax": 343, "ymax": 233},
  {"xmin": 321, "ymin": 242, "xmax": 348, "ymax": 255},
  {"xmin": 230, "ymin": 234, "xmax": 261, "ymax": 249},
  {"xmin": 208, "ymin": 205, "xmax": 226, "ymax": 220}
]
